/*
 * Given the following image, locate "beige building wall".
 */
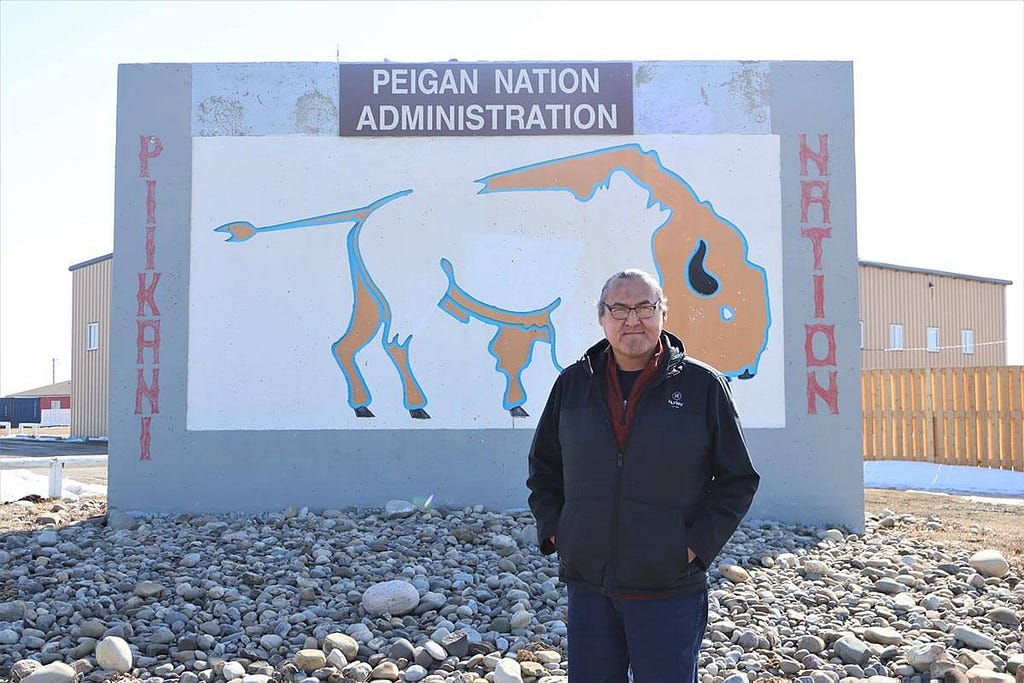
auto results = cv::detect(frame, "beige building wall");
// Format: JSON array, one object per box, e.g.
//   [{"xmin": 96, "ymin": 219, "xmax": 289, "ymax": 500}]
[
  {"xmin": 70, "ymin": 254, "xmax": 112, "ymax": 437},
  {"xmin": 859, "ymin": 261, "xmax": 1009, "ymax": 370}
]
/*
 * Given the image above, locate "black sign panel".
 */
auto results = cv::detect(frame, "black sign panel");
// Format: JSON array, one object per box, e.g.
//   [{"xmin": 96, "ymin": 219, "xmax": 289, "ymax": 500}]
[{"xmin": 340, "ymin": 62, "xmax": 633, "ymax": 137}]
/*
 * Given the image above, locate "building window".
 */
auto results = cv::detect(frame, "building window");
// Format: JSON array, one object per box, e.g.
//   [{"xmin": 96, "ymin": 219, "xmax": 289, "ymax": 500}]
[
  {"xmin": 889, "ymin": 323, "xmax": 903, "ymax": 351},
  {"xmin": 927, "ymin": 327, "xmax": 940, "ymax": 352},
  {"xmin": 961, "ymin": 329, "xmax": 975, "ymax": 354},
  {"xmin": 86, "ymin": 322, "xmax": 99, "ymax": 351},
  {"xmin": 859, "ymin": 321, "xmax": 864, "ymax": 349}
]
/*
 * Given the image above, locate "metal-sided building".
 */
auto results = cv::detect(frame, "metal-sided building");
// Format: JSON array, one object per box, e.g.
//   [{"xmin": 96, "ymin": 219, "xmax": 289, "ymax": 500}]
[
  {"xmin": 4, "ymin": 380, "xmax": 72, "ymax": 426},
  {"xmin": 858, "ymin": 260, "xmax": 1011, "ymax": 370},
  {"xmin": 69, "ymin": 253, "xmax": 112, "ymax": 437},
  {"xmin": 6, "ymin": 379, "xmax": 71, "ymax": 409}
]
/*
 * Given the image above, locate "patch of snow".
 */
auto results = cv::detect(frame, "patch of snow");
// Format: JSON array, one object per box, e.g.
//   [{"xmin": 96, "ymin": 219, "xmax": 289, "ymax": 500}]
[
  {"xmin": 0, "ymin": 469, "xmax": 106, "ymax": 503},
  {"xmin": 865, "ymin": 460, "xmax": 1024, "ymax": 501}
]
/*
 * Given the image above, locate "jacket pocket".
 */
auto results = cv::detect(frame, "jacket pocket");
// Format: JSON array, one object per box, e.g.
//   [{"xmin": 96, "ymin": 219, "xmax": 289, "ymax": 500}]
[
  {"xmin": 557, "ymin": 498, "xmax": 611, "ymax": 587},
  {"xmin": 614, "ymin": 498, "xmax": 688, "ymax": 591}
]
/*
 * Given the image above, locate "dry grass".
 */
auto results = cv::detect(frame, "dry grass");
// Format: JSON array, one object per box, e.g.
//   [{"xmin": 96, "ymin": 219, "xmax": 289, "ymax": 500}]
[{"xmin": 865, "ymin": 488, "xmax": 1024, "ymax": 572}]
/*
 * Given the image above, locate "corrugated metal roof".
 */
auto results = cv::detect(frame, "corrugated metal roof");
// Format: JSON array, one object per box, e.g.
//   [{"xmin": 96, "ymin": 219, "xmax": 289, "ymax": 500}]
[
  {"xmin": 859, "ymin": 260, "xmax": 1013, "ymax": 286},
  {"xmin": 68, "ymin": 253, "xmax": 113, "ymax": 272},
  {"xmin": 6, "ymin": 379, "xmax": 72, "ymax": 397}
]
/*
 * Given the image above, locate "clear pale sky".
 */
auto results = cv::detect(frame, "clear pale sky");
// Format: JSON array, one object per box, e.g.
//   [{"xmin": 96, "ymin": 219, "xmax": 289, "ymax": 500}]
[{"xmin": 1, "ymin": 0, "xmax": 1022, "ymax": 396}]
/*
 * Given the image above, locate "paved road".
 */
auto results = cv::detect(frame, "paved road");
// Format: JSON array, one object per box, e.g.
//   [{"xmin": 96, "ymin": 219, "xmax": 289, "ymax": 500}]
[{"xmin": 0, "ymin": 439, "xmax": 107, "ymax": 457}]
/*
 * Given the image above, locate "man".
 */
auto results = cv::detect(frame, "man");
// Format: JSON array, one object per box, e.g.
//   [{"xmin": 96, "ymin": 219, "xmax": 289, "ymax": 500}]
[{"xmin": 527, "ymin": 268, "xmax": 760, "ymax": 683}]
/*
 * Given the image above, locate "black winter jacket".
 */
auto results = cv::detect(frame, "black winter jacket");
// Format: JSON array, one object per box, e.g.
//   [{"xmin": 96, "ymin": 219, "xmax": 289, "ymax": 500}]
[{"xmin": 526, "ymin": 331, "xmax": 760, "ymax": 596}]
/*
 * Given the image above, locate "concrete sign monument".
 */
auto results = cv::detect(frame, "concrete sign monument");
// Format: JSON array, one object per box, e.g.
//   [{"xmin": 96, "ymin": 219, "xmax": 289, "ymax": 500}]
[{"xmin": 112, "ymin": 60, "xmax": 859, "ymax": 528}]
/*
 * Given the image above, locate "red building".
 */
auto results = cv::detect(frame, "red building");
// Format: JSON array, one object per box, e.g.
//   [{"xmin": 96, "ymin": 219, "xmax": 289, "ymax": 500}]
[{"xmin": 8, "ymin": 380, "xmax": 72, "ymax": 408}]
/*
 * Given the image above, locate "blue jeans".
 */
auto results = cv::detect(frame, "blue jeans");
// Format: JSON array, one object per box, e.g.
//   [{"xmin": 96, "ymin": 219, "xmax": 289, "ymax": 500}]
[{"xmin": 566, "ymin": 583, "xmax": 708, "ymax": 683}]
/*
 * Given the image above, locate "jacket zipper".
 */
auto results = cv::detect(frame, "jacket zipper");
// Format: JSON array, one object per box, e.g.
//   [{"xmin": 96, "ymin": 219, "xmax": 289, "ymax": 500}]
[
  {"xmin": 592, "ymin": 357, "xmax": 683, "ymax": 594},
  {"xmin": 593, "ymin": 371, "xmax": 625, "ymax": 594},
  {"xmin": 607, "ymin": 449, "xmax": 624, "ymax": 594},
  {"xmin": 606, "ymin": 367, "xmax": 682, "ymax": 593}
]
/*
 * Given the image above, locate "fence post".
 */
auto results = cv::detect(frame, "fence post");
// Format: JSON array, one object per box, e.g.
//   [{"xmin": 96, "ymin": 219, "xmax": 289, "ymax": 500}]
[
  {"xmin": 47, "ymin": 458, "xmax": 64, "ymax": 499},
  {"xmin": 924, "ymin": 367, "xmax": 935, "ymax": 462}
]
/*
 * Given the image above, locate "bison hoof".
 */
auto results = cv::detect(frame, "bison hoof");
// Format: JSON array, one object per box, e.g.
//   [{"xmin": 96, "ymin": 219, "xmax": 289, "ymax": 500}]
[
  {"xmin": 355, "ymin": 407, "xmax": 375, "ymax": 418},
  {"xmin": 409, "ymin": 408, "xmax": 431, "ymax": 419},
  {"xmin": 510, "ymin": 406, "xmax": 529, "ymax": 418}
]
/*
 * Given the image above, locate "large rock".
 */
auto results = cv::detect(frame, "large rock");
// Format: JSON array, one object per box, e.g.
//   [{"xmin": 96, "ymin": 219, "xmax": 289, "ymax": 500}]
[
  {"xmin": 0, "ymin": 600, "xmax": 26, "ymax": 621},
  {"xmin": 11, "ymin": 658, "xmax": 42, "ymax": 682},
  {"xmin": 79, "ymin": 619, "xmax": 106, "ymax": 638},
  {"xmin": 964, "ymin": 668, "xmax": 1014, "ymax": 683},
  {"xmin": 534, "ymin": 651, "xmax": 562, "ymax": 664},
  {"xmin": 490, "ymin": 534, "xmax": 518, "ymax": 552},
  {"xmin": 952, "ymin": 625, "xmax": 997, "ymax": 650},
  {"xmin": 370, "ymin": 661, "xmax": 400, "ymax": 681},
  {"xmin": 929, "ymin": 658, "xmax": 963, "ymax": 679},
  {"xmin": 864, "ymin": 626, "xmax": 903, "ymax": 645},
  {"xmin": 494, "ymin": 658, "xmax": 525, "ymax": 683},
  {"xmin": 803, "ymin": 559, "xmax": 830, "ymax": 575},
  {"xmin": 294, "ymin": 649, "xmax": 326, "ymax": 672},
  {"xmin": 798, "ymin": 635, "xmax": 826, "ymax": 653},
  {"xmin": 521, "ymin": 661, "xmax": 547, "ymax": 678},
  {"xmin": 222, "ymin": 661, "xmax": 246, "ymax": 680},
  {"xmin": 323, "ymin": 632, "xmax": 359, "ymax": 660},
  {"xmin": 21, "ymin": 662, "xmax": 75, "ymax": 683},
  {"xmin": 969, "ymin": 549, "xmax": 1009, "ymax": 578},
  {"xmin": 326, "ymin": 649, "xmax": 348, "ymax": 669},
  {"xmin": 441, "ymin": 630, "xmax": 469, "ymax": 658},
  {"xmin": 719, "ymin": 564, "xmax": 751, "ymax": 583},
  {"xmin": 385, "ymin": 500, "xmax": 416, "ymax": 518},
  {"xmin": 36, "ymin": 529, "xmax": 58, "ymax": 547},
  {"xmin": 422, "ymin": 639, "xmax": 447, "ymax": 661},
  {"xmin": 181, "ymin": 552, "xmax": 203, "ymax": 567},
  {"xmin": 258, "ymin": 633, "xmax": 283, "ymax": 650},
  {"xmin": 834, "ymin": 634, "xmax": 871, "ymax": 664},
  {"xmin": 892, "ymin": 592, "xmax": 917, "ymax": 610},
  {"xmin": 133, "ymin": 581, "xmax": 165, "ymax": 598},
  {"xmin": 95, "ymin": 635, "xmax": 133, "ymax": 672},
  {"xmin": 959, "ymin": 651, "xmax": 995, "ymax": 670},
  {"xmin": 361, "ymin": 580, "xmax": 420, "ymax": 616},
  {"xmin": 873, "ymin": 578, "xmax": 905, "ymax": 594},
  {"xmin": 387, "ymin": 637, "xmax": 415, "ymax": 661},
  {"xmin": 510, "ymin": 609, "xmax": 532, "ymax": 629},
  {"xmin": 986, "ymin": 607, "xmax": 1020, "ymax": 627},
  {"xmin": 405, "ymin": 665, "xmax": 429, "ymax": 682},
  {"xmin": 342, "ymin": 662, "xmax": 372, "ymax": 681},
  {"xmin": 906, "ymin": 642, "xmax": 948, "ymax": 671}
]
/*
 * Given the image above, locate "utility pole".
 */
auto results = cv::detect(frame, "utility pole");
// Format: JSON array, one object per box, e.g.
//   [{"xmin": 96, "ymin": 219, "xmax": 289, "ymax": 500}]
[{"xmin": 52, "ymin": 357, "xmax": 57, "ymax": 384}]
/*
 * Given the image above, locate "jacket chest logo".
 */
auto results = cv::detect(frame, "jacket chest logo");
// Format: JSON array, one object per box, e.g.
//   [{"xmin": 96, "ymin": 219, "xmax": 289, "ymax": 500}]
[{"xmin": 668, "ymin": 391, "xmax": 684, "ymax": 409}]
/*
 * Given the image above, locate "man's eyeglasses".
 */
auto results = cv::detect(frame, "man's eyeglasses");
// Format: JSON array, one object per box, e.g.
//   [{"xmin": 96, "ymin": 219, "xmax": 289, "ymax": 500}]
[{"xmin": 602, "ymin": 301, "xmax": 660, "ymax": 320}]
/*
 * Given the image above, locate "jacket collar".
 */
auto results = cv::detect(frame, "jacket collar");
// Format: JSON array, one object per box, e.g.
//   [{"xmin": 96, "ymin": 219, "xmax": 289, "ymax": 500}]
[{"xmin": 581, "ymin": 330, "xmax": 687, "ymax": 377}]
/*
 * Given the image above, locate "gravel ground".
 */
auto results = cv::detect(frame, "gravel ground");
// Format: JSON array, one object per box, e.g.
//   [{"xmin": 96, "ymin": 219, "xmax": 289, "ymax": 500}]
[
  {"xmin": 1, "ymin": 487, "xmax": 1023, "ymax": 683},
  {"xmin": 864, "ymin": 489, "xmax": 1024, "ymax": 573}
]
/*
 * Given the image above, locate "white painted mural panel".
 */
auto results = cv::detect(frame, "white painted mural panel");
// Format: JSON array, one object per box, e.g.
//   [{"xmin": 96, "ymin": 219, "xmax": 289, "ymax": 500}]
[{"xmin": 188, "ymin": 135, "xmax": 783, "ymax": 430}]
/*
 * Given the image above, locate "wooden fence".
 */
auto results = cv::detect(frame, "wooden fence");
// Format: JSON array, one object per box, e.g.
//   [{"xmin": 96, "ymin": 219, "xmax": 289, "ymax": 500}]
[{"xmin": 862, "ymin": 366, "xmax": 1024, "ymax": 472}]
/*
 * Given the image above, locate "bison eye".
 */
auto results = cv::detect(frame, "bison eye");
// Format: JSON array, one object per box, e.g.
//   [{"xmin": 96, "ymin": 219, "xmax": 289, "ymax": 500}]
[{"xmin": 687, "ymin": 239, "xmax": 720, "ymax": 296}]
